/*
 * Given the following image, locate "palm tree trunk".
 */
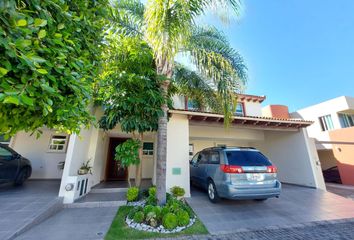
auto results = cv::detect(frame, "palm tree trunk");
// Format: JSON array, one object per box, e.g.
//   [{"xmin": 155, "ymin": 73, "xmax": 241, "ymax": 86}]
[
  {"xmin": 156, "ymin": 60, "xmax": 172, "ymax": 205},
  {"xmin": 135, "ymin": 133, "xmax": 143, "ymax": 187}
]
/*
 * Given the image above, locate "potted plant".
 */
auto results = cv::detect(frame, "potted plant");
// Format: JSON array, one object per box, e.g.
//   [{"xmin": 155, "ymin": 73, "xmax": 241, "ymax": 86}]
[{"xmin": 78, "ymin": 159, "xmax": 92, "ymax": 175}]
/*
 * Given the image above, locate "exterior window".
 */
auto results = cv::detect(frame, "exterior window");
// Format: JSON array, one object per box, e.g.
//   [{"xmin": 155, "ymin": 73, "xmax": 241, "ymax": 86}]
[
  {"xmin": 319, "ymin": 115, "xmax": 334, "ymax": 131},
  {"xmin": 48, "ymin": 135, "xmax": 68, "ymax": 152},
  {"xmin": 338, "ymin": 113, "xmax": 354, "ymax": 128},
  {"xmin": 0, "ymin": 146, "xmax": 13, "ymax": 158},
  {"xmin": 187, "ymin": 100, "xmax": 198, "ymax": 110},
  {"xmin": 143, "ymin": 142, "xmax": 154, "ymax": 155},
  {"xmin": 0, "ymin": 135, "xmax": 11, "ymax": 145},
  {"xmin": 189, "ymin": 144, "xmax": 194, "ymax": 156},
  {"xmin": 208, "ymin": 151, "xmax": 220, "ymax": 164},
  {"xmin": 235, "ymin": 102, "xmax": 245, "ymax": 116}
]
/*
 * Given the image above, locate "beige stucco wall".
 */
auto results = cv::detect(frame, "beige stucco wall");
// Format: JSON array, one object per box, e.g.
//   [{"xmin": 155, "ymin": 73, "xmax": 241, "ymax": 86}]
[
  {"xmin": 166, "ymin": 114, "xmax": 190, "ymax": 197},
  {"xmin": 243, "ymin": 101, "xmax": 262, "ymax": 116},
  {"xmin": 252, "ymin": 129, "xmax": 325, "ymax": 189},
  {"xmin": 11, "ymin": 130, "xmax": 67, "ymax": 179}
]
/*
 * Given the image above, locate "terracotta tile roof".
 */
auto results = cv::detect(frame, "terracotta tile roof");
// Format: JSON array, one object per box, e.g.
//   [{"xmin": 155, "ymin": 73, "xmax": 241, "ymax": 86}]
[
  {"xmin": 169, "ymin": 109, "xmax": 313, "ymax": 129},
  {"xmin": 237, "ymin": 93, "xmax": 266, "ymax": 103}
]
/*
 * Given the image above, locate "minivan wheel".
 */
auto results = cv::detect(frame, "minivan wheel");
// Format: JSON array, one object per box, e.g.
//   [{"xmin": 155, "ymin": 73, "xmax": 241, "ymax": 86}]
[
  {"xmin": 207, "ymin": 180, "xmax": 220, "ymax": 203},
  {"xmin": 14, "ymin": 169, "xmax": 28, "ymax": 186}
]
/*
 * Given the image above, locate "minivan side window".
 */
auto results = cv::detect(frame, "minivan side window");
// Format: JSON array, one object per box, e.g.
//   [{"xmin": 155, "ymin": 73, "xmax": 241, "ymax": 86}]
[
  {"xmin": 191, "ymin": 153, "xmax": 200, "ymax": 164},
  {"xmin": 199, "ymin": 151, "xmax": 209, "ymax": 164},
  {"xmin": 208, "ymin": 151, "xmax": 220, "ymax": 164}
]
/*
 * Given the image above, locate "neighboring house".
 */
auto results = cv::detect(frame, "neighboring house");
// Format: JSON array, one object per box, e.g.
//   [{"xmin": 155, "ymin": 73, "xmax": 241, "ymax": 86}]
[
  {"xmin": 294, "ymin": 96, "xmax": 354, "ymax": 185},
  {"xmin": 8, "ymin": 94, "xmax": 325, "ymax": 203}
]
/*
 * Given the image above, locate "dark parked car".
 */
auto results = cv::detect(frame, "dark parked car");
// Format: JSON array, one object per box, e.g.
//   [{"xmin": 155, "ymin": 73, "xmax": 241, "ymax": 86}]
[
  {"xmin": 190, "ymin": 146, "xmax": 281, "ymax": 203},
  {"xmin": 322, "ymin": 166, "xmax": 342, "ymax": 184},
  {"xmin": 0, "ymin": 143, "xmax": 32, "ymax": 185}
]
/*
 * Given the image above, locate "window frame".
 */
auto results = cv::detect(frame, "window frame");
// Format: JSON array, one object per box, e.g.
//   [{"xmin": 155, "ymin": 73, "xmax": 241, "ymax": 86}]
[
  {"xmin": 235, "ymin": 102, "xmax": 245, "ymax": 116},
  {"xmin": 143, "ymin": 142, "xmax": 154, "ymax": 156},
  {"xmin": 319, "ymin": 115, "xmax": 334, "ymax": 131},
  {"xmin": 338, "ymin": 113, "xmax": 354, "ymax": 128},
  {"xmin": 48, "ymin": 134, "xmax": 69, "ymax": 153}
]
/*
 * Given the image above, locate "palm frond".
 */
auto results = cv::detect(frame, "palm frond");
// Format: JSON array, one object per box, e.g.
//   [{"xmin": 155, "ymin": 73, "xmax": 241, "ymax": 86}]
[
  {"xmin": 188, "ymin": 26, "xmax": 247, "ymax": 85},
  {"xmin": 108, "ymin": 0, "xmax": 144, "ymax": 37}
]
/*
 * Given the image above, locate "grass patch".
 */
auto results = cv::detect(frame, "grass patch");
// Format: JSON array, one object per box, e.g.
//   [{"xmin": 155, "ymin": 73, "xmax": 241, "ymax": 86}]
[{"xmin": 105, "ymin": 206, "xmax": 208, "ymax": 240}]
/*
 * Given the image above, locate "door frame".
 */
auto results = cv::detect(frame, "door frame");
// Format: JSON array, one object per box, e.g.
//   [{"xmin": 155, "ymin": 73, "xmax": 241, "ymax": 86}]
[{"xmin": 105, "ymin": 137, "xmax": 129, "ymax": 181}]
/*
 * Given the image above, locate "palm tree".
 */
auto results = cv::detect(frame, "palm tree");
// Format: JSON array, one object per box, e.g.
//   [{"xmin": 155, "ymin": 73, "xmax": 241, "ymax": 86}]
[{"xmin": 109, "ymin": 0, "xmax": 246, "ymax": 204}]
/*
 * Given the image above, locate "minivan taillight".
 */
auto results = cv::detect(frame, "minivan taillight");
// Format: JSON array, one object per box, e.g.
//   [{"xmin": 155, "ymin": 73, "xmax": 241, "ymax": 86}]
[
  {"xmin": 267, "ymin": 166, "xmax": 277, "ymax": 173},
  {"xmin": 220, "ymin": 164, "xmax": 243, "ymax": 174}
]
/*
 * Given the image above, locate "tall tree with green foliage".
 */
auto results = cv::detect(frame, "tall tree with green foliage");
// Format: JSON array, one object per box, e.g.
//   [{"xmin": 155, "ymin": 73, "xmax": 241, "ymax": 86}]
[
  {"xmin": 110, "ymin": 0, "xmax": 246, "ymax": 204},
  {"xmin": 97, "ymin": 35, "xmax": 166, "ymax": 187},
  {"xmin": 0, "ymin": 0, "xmax": 108, "ymax": 137}
]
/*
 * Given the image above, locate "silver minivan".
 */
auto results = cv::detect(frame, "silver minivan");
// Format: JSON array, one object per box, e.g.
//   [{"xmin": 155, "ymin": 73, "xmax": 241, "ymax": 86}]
[{"xmin": 190, "ymin": 147, "xmax": 281, "ymax": 203}]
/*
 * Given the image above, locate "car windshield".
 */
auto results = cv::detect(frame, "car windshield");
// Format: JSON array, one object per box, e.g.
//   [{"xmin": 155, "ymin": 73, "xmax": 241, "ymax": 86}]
[{"xmin": 225, "ymin": 150, "xmax": 272, "ymax": 166}]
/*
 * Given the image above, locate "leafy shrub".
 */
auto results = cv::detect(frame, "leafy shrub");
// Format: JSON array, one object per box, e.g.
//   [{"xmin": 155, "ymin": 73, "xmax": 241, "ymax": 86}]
[
  {"xmin": 176, "ymin": 210, "xmax": 190, "ymax": 226},
  {"xmin": 162, "ymin": 213, "xmax": 178, "ymax": 230},
  {"xmin": 161, "ymin": 206, "xmax": 170, "ymax": 218},
  {"xmin": 149, "ymin": 186, "xmax": 157, "ymax": 198},
  {"xmin": 126, "ymin": 187, "xmax": 139, "ymax": 202},
  {"xmin": 133, "ymin": 211, "xmax": 144, "ymax": 223},
  {"xmin": 143, "ymin": 205, "xmax": 154, "ymax": 216},
  {"xmin": 128, "ymin": 206, "xmax": 143, "ymax": 220},
  {"xmin": 171, "ymin": 186, "xmax": 185, "ymax": 198},
  {"xmin": 152, "ymin": 206, "xmax": 162, "ymax": 220}
]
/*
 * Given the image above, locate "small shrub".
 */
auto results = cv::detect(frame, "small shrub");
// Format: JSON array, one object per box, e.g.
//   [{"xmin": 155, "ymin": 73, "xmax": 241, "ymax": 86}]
[
  {"xmin": 126, "ymin": 187, "xmax": 139, "ymax": 202},
  {"xmin": 171, "ymin": 186, "xmax": 185, "ymax": 198},
  {"xmin": 162, "ymin": 213, "xmax": 178, "ymax": 230},
  {"xmin": 176, "ymin": 209, "xmax": 190, "ymax": 226},
  {"xmin": 152, "ymin": 206, "xmax": 162, "ymax": 220},
  {"xmin": 169, "ymin": 202, "xmax": 180, "ymax": 214},
  {"xmin": 149, "ymin": 186, "xmax": 157, "ymax": 198},
  {"xmin": 133, "ymin": 211, "xmax": 144, "ymax": 223},
  {"xmin": 145, "ymin": 211, "xmax": 158, "ymax": 227},
  {"xmin": 146, "ymin": 196, "xmax": 157, "ymax": 206},
  {"xmin": 143, "ymin": 205, "xmax": 154, "ymax": 215},
  {"xmin": 161, "ymin": 206, "xmax": 170, "ymax": 218}
]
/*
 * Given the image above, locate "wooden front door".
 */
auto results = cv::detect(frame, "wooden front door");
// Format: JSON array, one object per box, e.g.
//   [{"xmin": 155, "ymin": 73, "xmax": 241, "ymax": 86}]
[{"xmin": 106, "ymin": 138, "xmax": 129, "ymax": 181}]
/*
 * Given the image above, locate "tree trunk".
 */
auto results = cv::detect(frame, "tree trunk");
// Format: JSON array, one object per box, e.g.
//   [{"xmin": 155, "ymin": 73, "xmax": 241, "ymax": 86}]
[
  {"xmin": 156, "ymin": 60, "xmax": 172, "ymax": 205},
  {"xmin": 135, "ymin": 133, "xmax": 143, "ymax": 188}
]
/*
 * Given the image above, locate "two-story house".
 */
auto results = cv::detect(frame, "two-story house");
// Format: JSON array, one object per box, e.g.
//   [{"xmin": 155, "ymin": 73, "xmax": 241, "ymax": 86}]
[
  {"xmin": 294, "ymin": 96, "xmax": 354, "ymax": 185},
  {"xmin": 5, "ymin": 93, "xmax": 325, "ymax": 203}
]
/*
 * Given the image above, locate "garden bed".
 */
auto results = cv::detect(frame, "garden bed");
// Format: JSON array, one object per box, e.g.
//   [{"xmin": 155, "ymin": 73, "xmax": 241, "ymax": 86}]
[{"xmin": 105, "ymin": 206, "xmax": 208, "ymax": 240}]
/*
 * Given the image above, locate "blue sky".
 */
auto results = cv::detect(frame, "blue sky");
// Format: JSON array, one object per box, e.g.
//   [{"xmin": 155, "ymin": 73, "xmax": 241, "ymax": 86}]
[{"xmin": 200, "ymin": 0, "xmax": 354, "ymax": 111}]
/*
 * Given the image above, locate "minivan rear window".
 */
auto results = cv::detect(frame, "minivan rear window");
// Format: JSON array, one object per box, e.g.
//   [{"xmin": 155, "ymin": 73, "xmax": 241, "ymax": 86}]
[{"xmin": 225, "ymin": 150, "xmax": 272, "ymax": 166}]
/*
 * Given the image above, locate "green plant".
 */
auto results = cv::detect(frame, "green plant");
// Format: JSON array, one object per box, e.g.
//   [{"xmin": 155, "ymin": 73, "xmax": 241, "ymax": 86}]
[
  {"xmin": 126, "ymin": 187, "xmax": 139, "ymax": 202},
  {"xmin": 0, "ymin": 0, "xmax": 109, "ymax": 136},
  {"xmin": 133, "ymin": 211, "xmax": 144, "ymax": 223},
  {"xmin": 161, "ymin": 206, "xmax": 170, "ymax": 218},
  {"xmin": 152, "ymin": 206, "xmax": 162, "ymax": 220},
  {"xmin": 176, "ymin": 210, "xmax": 190, "ymax": 227},
  {"xmin": 170, "ymin": 186, "xmax": 185, "ymax": 198},
  {"xmin": 149, "ymin": 186, "xmax": 157, "ymax": 198},
  {"xmin": 114, "ymin": 139, "xmax": 141, "ymax": 187},
  {"xmin": 162, "ymin": 213, "xmax": 178, "ymax": 230},
  {"xmin": 143, "ymin": 205, "xmax": 154, "ymax": 216},
  {"xmin": 78, "ymin": 159, "xmax": 92, "ymax": 174}
]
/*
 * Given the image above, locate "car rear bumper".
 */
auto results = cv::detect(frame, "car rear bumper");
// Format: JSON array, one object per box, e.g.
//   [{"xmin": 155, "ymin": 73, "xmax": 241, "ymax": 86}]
[{"xmin": 219, "ymin": 180, "xmax": 282, "ymax": 200}]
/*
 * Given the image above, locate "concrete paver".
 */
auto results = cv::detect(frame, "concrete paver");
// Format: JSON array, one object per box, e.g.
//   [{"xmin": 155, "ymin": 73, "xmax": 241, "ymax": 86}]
[
  {"xmin": 0, "ymin": 180, "xmax": 61, "ymax": 240},
  {"xmin": 187, "ymin": 184, "xmax": 354, "ymax": 235},
  {"xmin": 14, "ymin": 207, "xmax": 118, "ymax": 240}
]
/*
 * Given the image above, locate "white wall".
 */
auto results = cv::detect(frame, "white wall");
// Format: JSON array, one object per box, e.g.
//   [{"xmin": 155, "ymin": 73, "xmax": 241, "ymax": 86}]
[
  {"xmin": 294, "ymin": 96, "xmax": 354, "ymax": 149},
  {"xmin": 252, "ymin": 129, "xmax": 325, "ymax": 189},
  {"xmin": 166, "ymin": 114, "xmax": 190, "ymax": 197},
  {"xmin": 11, "ymin": 130, "xmax": 67, "ymax": 179},
  {"xmin": 243, "ymin": 101, "xmax": 262, "ymax": 116}
]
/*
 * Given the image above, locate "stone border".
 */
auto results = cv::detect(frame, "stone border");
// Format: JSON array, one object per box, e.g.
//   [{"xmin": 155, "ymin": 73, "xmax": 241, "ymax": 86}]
[{"xmin": 125, "ymin": 216, "xmax": 197, "ymax": 234}]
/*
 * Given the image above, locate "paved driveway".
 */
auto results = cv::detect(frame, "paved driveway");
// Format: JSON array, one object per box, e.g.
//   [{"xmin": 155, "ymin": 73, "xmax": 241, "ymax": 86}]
[
  {"xmin": 187, "ymin": 184, "xmax": 354, "ymax": 234},
  {"xmin": 0, "ymin": 180, "xmax": 61, "ymax": 240}
]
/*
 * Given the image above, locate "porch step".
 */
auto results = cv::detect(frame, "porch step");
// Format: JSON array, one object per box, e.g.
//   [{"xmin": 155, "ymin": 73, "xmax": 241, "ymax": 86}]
[
  {"xmin": 90, "ymin": 187, "xmax": 128, "ymax": 194},
  {"xmin": 65, "ymin": 200, "xmax": 126, "ymax": 208},
  {"xmin": 7, "ymin": 197, "xmax": 63, "ymax": 240}
]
